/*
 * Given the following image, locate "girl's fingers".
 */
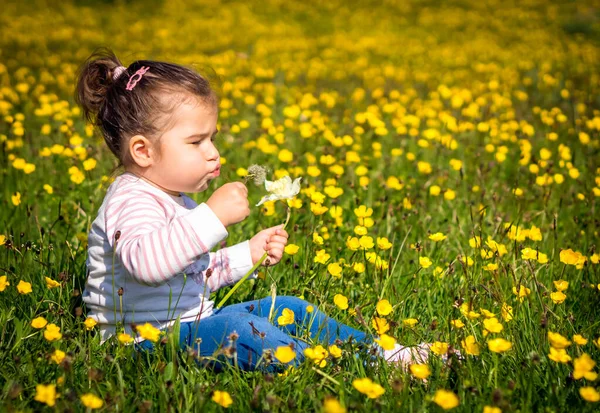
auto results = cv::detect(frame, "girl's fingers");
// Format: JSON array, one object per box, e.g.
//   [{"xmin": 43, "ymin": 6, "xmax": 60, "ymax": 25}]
[{"xmin": 268, "ymin": 235, "xmax": 288, "ymax": 245}]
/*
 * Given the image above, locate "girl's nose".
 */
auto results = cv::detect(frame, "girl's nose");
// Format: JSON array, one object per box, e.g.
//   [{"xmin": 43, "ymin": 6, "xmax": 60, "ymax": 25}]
[{"xmin": 206, "ymin": 141, "xmax": 220, "ymax": 161}]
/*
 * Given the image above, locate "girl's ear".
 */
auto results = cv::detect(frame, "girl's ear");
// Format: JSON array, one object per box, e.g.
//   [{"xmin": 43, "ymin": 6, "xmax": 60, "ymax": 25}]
[{"xmin": 128, "ymin": 135, "xmax": 155, "ymax": 168}]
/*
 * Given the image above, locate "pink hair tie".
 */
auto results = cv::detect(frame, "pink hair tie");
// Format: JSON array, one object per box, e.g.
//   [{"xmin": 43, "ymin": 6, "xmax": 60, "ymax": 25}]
[{"xmin": 126, "ymin": 66, "xmax": 150, "ymax": 91}]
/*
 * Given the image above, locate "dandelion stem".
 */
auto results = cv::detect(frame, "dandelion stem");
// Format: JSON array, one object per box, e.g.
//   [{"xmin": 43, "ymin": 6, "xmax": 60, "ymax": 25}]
[{"xmin": 216, "ymin": 205, "xmax": 292, "ymax": 308}]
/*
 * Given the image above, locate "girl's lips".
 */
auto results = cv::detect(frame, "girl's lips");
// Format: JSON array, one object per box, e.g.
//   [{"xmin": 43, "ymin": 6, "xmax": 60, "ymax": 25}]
[{"xmin": 212, "ymin": 167, "xmax": 221, "ymax": 176}]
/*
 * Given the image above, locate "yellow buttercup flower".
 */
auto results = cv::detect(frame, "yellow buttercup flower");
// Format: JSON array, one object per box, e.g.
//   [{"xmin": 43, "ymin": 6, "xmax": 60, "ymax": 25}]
[
  {"xmin": 17, "ymin": 280, "xmax": 32, "ymax": 294},
  {"xmin": 488, "ymin": 338, "xmax": 512, "ymax": 353},
  {"xmin": 136, "ymin": 323, "xmax": 161, "ymax": 342},
  {"xmin": 83, "ymin": 317, "xmax": 97, "ymax": 331},
  {"xmin": 328, "ymin": 344, "xmax": 342, "ymax": 358},
  {"xmin": 376, "ymin": 299, "xmax": 393, "ymax": 316},
  {"xmin": 34, "ymin": 384, "xmax": 57, "ymax": 407},
  {"xmin": 118, "ymin": 333, "xmax": 134, "ymax": 345},
  {"xmin": 45, "ymin": 277, "xmax": 60, "ymax": 289},
  {"xmin": 31, "ymin": 317, "xmax": 48, "ymax": 329},
  {"xmin": 277, "ymin": 308, "xmax": 295, "ymax": 326},
  {"xmin": 304, "ymin": 345, "xmax": 329, "ymax": 367},
  {"xmin": 550, "ymin": 291, "xmax": 566, "ymax": 304},
  {"xmin": 433, "ymin": 389, "xmax": 460, "ymax": 410},
  {"xmin": 375, "ymin": 334, "xmax": 396, "ymax": 351},
  {"xmin": 372, "ymin": 317, "xmax": 390, "ymax": 335},
  {"xmin": 211, "ymin": 390, "xmax": 233, "ymax": 408},
  {"xmin": 428, "ymin": 232, "xmax": 447, "ymax": 242},
  {"xmin": 461, "ymin": 336, "xmax": 480, "ymax": 355},
  {"xmin": 352, "ymin": 378, "xmax": 385, "ymax": 399},
  {"xmin": 323, "ymin": 397, "xmax": 346, "ymax": 413},
  {"xmin": 327, "ymin": 262, "xmax": 342, "ymax": 278},
  {"xmin": 284, "ymin": 244, "xmax": 300, "ymax": 255},
  {"xmin": 548, "ymin": 331, "xmax": 571, "ymax": 349},
  {"xmin": 573, "ymin": 334, "xmax": 588, "ymax": 346},
  {"xmin": 333, "ymin": 294, "xmax": 349, "ymax": 310},
  {"xmin": 0, "ymin": 275, "xmax": 10, "ymax": 292},
  {"xmin": 573, "ymin": 353, "xmax": 597, "ymax": 380},
  {"xmin": 44, "ymin": 324, "xmax": 62, "ymax": 342},
  {"xmin": 410, "ymin": 363, "xmax": 431, "ymax": 380},
  {"xmin": 580, "ymin": 387, "xmax": 600, "ymax": 402},
  {"xmin": 50, "ymin": 349, "xmax": 66, "ymax": 364},
  {"xmin": 548, "ymin": 347, "xmax": 571, "ymax": 363},
  {"xmin": 274, "ymin": 345, "xmax": 296, "ymax": 363}
]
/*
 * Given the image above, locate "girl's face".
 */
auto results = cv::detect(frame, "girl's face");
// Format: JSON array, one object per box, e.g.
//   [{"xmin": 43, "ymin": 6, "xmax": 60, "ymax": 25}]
[{"xmin": 146, "ymin": 100, "xmax": 221, "ymax": 194}]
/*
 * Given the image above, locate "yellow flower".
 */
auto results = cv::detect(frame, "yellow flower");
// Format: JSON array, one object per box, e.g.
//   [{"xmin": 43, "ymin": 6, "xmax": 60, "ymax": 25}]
[
  {"xmin": 50, "ymin": 349, "xmax": 66, "ymax": 364},
  {"xmin": 0, "ymin": 275, "xmax": 10, "ymax": 292},
  {"xmin": 428, "ymin": 232, "xmax": 447, "ymax": 242},
  {"xmin": 483, "ymin": 318, "xmax": 504, "ymax": 334},
  {"xmin": 284, "ymin": 244, "xmax": 300, "ymax": 255},
  {"xmin": 314, "ymin": 249, "xmax": 331, "ymax": 265},
  {"xmin": 376, "ymin": 237, "xmax": 392, "ymax": 250},
  {"xmin": 12, "ymin": 192, "xmax": 21, "ymax": 206},
  {"xmin": 410, "ymin": 363, "xmax": 431, "ymax": 380},
  {"xmin": 573, "ymin": 334, "xmax": 588, "ymax": 346},
  {"xmin": 79, "ymin": 392, "xmax": 104, "ymax": 409},
  {"xmin": 553, "ymin": 280, "xmax": 569, "ymax": 291},
  {"xmin": 118, "ymin": 333, "xmax": 134, "ymax": 345},
  {"xmin": 359, "ymin": 236, "xmax": 374, "ymax": 250},
  {"xmin": 372, "ymin": 317, "xmax": 390, "ymax": 335},
  {"xmin": 34, "ymin": 384, "xmax": 57, "ymax": 407},
  {"xmin": 45, "ymin": 277, "xmax": 60, "ymax": 289},
  {"xmin": 488, "ymin": 338, "xmax": 512, "ymax": 353},
  {"xmin": 84, "ymin": 317, "xmax": 98, "ymax": 331},
  {"xmin": 483, "ymin": 263, "xmax": 498, "ymax": 271},
  {"xmin": 323, "ymin": 397, "xmax": 346, "ymax": 413},
  {"xmin": 573, "ymin": 353, "xmax": 597, "ymax": 380},
  {"xmin": 469, "ymin": 236, "xmax": 481, "ymax": 248},
  {"xmin": 333, "ymin": 294, "xmax": 349, "ymax": 310},
  {"xmin": 451, "ymin": 319, "xmax": 465, "ymax": 329},
  {"xmin": 211, "ymin": 390, "xmax": 233, "ymax": 408},
  {"xmin": 483, "ymin": 406, "xmax": 502, "ymax": 413},
  {"xmin": 580, "ymin": 387, "xmax": 600, "ymax": 402},
  {"xmin": 306, "ymin": 305, "xmax": 314, "ymax": 313},
  {"xmin": 277, "ymin": 308, "xmax": 295, "ymax": 326},
  {"xmin": 328, "ymin": 344, "xmax": 342, "ymax": 358},
  {"xmin": 433, "ymin": 389, "xmax": 460, "ymax": 410},
  {"xmin": 327, "ymin": 262, "xmax": 342, "ymax": 278},
  {"xmin": 512, "ymin": 285, "xmax": 531, "ymax": 302},
  {"xmin": 376, "ymin": 299, "xmax": 393, "ymax": 316},
  {"xmin": 83, "ymin": 158, "xmax": 97, "ymax": 171},
  {"xmin": 31, "ymin": 317, "xmax": 48, "ymax": 329},
  {"xmin": 274, "ymin": 345, "xmax": 296, "ymax": 363},
  {"xmin": 560, "ymin": 249, "xmax": 586, "ymax": 267},
  {"xmin": 375, "ymin": 334, "xmax": 396, "ymax": 351},
  {"xmin": 461, "ymin": 335, "xmax": 480, "ymax": 356},
  {"xmin": 501, "ymin": 303, "xmax": 513, "ymax": 322},
  {"xmin": 419, "ymin": 256, "xmax": 432, "ymax": 268},
  {"xmin": 352, "ymin": 378, "xmax": 385, "ymax": 399},
  {"xmin": 44, "ymin": 324, "xmax": 62, "ymax": 342},
  {"xmin": 304, "ymin": 345, "xmax": 329, "ymax": 367},
  {"xmin": 17, "ymin": 280, "xmax": 32, "ymax": 294},
  {"xmin": 548, "ymin": 347, "xmax": 571, "ymax": 363},
  {"xmin": 430, "ymin": 341, "xmax": 449, "ymax": 356},
  {"xmin": 548, "ymin": 331, "xmax": 571, "ymax": 349},
  {"xmin": 550, "ymin": 291, "xmax": 566, "ymax": 304},
  {"xmin": 521, "ymin": 247, "xmax": 548, "ymax": 264},
  {"xmin": 136, "ymin": 323, "xmax": 161, "ymax": 342},
  {"xmin": 403, "ymin": 318, "xmax": 418, "ymax": 327}
]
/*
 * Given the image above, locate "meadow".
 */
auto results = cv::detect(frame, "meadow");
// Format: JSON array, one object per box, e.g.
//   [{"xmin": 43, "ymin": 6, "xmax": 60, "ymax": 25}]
[{"xmin": 1, "ymin": 0, "xmax": 600, "ymax": 411}]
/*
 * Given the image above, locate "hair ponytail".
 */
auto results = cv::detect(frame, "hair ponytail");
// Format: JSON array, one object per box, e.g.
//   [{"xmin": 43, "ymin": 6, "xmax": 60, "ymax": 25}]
[{"xmin": 75, "ymin": 47, "xmax": 123, "ymax": 123}]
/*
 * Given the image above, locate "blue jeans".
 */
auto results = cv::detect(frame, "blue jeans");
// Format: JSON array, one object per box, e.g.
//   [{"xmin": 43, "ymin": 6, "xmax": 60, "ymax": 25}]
[{"xmin": 137, "ymin": 296, "xmax": 370, "ymax": 370}]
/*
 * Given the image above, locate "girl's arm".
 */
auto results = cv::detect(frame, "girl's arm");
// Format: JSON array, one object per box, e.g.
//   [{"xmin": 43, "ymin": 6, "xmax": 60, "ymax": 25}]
[{"xmin": 108, "ymin": 192, "xmax": 227, "ymax": 286}]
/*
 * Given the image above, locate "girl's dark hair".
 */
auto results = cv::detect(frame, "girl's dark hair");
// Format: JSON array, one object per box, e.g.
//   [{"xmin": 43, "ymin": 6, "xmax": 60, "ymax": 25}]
[{"xmin": 75, "ymin": 47, "xmax": 217, "ymax": 165}]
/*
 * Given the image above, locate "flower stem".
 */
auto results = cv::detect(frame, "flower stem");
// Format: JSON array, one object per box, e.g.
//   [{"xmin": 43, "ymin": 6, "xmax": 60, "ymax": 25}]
[{"xmin": 216, "ymin": 205, "xmax": 291, "ymax": 309}]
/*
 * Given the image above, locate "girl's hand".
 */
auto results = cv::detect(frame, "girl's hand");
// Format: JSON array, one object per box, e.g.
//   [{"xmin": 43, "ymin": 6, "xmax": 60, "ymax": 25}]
[
  {"xmin": 206, "ymin": 182, "xmax": 249, "ymax": 227},
  {"xmin": 249, "ymin": 225, "xmax": 289, "ymax": 266}
]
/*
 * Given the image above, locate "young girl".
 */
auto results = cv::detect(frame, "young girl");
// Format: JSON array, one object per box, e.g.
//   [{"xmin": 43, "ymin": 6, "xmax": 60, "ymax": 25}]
[{"xmin": 78, "ymin": 48, "xmax": 429, "ymax": 371}]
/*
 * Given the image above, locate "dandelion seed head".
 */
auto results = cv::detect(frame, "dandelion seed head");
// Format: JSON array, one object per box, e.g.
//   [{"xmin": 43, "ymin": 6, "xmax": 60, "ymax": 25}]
[{"xmin": 247, "ymin": 164, "xmax": 268, "ymax": 185}]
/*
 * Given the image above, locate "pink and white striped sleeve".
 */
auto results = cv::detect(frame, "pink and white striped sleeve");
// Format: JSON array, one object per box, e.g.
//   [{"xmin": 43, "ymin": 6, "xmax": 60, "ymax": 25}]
[
  {"xmin": 205, "ymin": 241, "xmax": 256, "ymax": 291},
  {"xmin": 106, "ymin": 192, "xmax": 228, "ymax": 286}
]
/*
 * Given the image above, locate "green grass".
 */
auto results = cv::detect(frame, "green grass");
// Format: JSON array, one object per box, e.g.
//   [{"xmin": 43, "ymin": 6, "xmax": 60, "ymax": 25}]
[{"xmin": 1, "ymin": 0, "xmax": 600, "ymax": 411}]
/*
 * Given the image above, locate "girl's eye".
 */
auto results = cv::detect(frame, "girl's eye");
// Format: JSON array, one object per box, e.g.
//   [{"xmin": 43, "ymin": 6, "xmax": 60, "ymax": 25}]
[{"xmin": 191, "ymin": 141, "xmax": 201, "ymax": 145}]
